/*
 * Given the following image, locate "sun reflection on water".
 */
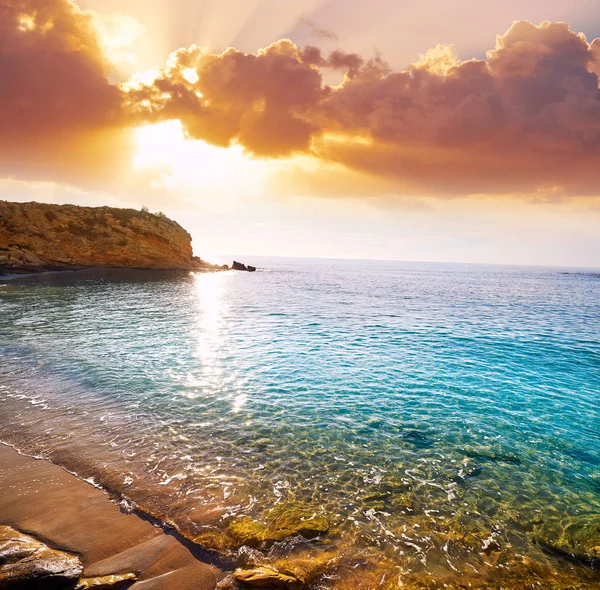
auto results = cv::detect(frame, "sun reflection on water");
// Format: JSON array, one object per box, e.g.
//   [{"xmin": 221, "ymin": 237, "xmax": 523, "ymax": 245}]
[{"xmin": 190, "ymin": 272, "xmax": 248, "ymax": 413}]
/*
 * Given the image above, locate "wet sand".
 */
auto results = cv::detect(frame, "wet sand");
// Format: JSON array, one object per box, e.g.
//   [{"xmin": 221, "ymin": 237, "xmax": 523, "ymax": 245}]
[{"xmin": 0, "ymin": 443, "xmax": 226, "ymax": 589}]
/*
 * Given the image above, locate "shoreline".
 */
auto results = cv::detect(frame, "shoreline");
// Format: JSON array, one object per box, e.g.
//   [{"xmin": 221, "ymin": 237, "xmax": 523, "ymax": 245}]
[
  {"xmin": 0, "ymin": 265, "xmax": 229, "ymax": 281},
  {"xmin": 0, "ymin": 443, "xmax": 226, "ymax": 589}
]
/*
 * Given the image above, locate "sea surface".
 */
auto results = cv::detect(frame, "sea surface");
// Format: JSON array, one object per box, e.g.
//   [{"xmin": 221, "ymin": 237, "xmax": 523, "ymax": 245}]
[{"xmin": 1, "ymin": 258, "xmax": 599, "ymax": 588}]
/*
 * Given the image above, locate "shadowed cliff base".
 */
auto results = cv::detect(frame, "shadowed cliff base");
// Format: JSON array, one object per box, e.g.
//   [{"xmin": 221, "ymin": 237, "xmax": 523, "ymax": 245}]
[{"xmin": 0, "ymin": 201, "xmax": 228, "ymax": 274}]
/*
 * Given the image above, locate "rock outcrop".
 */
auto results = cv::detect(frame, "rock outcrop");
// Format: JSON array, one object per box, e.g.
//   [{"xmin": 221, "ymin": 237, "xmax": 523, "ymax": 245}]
[
  {"xmin": 232, "ymin": 261, "xmax": 256, "ymax": 272},
  {"xmin": 0, "ymin": 201, "xmax": 224, "ymax": 273},
  {"xmin": 0, "ymin": 525, "xmax": 83, "ymax": 589},
  {"xmin": 0, "ymin": 525, "xmax": 138, "ymax": 589}
]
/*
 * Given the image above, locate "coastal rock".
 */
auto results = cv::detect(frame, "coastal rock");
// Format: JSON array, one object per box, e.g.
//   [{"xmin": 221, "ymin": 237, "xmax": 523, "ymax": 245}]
[
  {"xmin": 76, "ymin": 573, "xmax": 137, "ymax": 588},
  {"xmin": 532, "ymin": 515, "xmax": 600, "ymax": 568},
  {"xmin": 233, "ymin": 566, "xmax": 303, "ymax": 589},
  {"xmin": 0, "ymin": 525, "xmax": 83, "ymax": 589},
  {"xmin": 192, "ymin": 256, "xmax": 229, "ymax": 271},
  {"xmin": 229, "ymin": 502, "xmax": 329, "ymax": 549},
  {"xmin": 0, "ymin": 200, "xmax": 224, "ymax": 273},
  {"xmin": 232, "ymin": 261, "xmax": 256, "ymax": 272}
]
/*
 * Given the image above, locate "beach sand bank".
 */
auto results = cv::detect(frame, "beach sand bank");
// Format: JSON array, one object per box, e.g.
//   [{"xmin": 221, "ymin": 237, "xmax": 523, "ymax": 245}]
[{"xmin": 0, "ymin": 443, "xmax": 226, "ymax": 589}]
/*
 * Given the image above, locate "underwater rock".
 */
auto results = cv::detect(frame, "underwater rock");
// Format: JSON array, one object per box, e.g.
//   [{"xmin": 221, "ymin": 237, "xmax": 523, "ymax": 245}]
[
  {"xmin": 192, "ymin": 529, "xmax": 234, "ymax": 552},
  {"xmin": 362, "ymin": 491, "xmax": 392, "ymax": 503},
  {"xmin": 233, "ymin": 566, "xmax": 303, "ymax": 589},
  {"xmin": 269, "ymin": 546, "xmax": 346, "ymax": 587},
  {"xmin": 463, "ymin": 448, "xmax": 521, "ymax": 465},
  {"xmin": 533, "ymin": 515, "xmax": 600, "ymax": 568},
  {"xmin": 229, "ymin": 503, "xmax": 329, "ymax": 549},
  {"xmin": 387, "ymin": 493, "xmax": 415, "ymax": 512},
  {"xmin": 0, "ymin": 525, "xmax": 83, "ymax": 589},
  {"xmin": 76, "ymin": 573, "xmax": 137, "ymax": 588}
]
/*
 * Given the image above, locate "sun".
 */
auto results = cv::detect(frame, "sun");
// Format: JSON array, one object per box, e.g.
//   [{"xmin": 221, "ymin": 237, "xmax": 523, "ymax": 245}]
[{"xmin": 133, "ymin": 120, "xmax": 267, "ymax": 195}]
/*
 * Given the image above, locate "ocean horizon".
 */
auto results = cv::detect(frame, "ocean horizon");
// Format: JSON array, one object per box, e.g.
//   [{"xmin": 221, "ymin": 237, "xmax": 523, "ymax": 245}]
[{"xmin": 1, "ymin": 258, "xmax": 599, "ymax": 588}]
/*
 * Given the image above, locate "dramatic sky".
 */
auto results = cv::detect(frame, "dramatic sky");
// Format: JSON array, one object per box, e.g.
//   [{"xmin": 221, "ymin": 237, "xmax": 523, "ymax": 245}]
[{"xmin": 2, "ymin": 0, "xmax": 600, "ymax": 266}]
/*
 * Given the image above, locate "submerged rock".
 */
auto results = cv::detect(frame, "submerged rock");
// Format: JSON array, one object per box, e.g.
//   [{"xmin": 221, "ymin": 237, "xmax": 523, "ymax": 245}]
[
  {"xmin": 229, "ymin": 502, "xmax": 329, "ymax": 549},
  {"xmin": 0, "ymin": 525, "xmax": 83, "ymax": 589},
  {"xmin": 533, "ymin": 515, "xmax": 600, "ymax": 568},
  {"xmin": 233, "ymin": 566, "xmax": 303, "ymax": 589}
]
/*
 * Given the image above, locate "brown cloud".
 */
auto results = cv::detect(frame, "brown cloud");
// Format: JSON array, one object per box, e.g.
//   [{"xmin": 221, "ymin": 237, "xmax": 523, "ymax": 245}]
[
  {"xmin": 0, "ymin": 0, "xmax": 133, "ymax": 187},
  {"xmin": 3, "ymin": 5, "xmax": 600, "ymax": 199},
  {"xmin": 126, "ymin": 40, "xmax": 327, "ymax": 156}
]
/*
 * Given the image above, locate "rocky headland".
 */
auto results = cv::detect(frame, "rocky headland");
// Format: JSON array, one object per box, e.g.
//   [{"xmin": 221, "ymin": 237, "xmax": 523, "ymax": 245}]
[{"xmin": 0, "ymin": 201, "xmax": 229, "ymax": 274}]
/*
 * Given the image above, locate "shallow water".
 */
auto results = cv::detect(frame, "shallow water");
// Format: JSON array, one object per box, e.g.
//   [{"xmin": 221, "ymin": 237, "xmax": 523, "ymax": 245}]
[{"xmin": 1, "ymin": 259, "xmax": 600, "ymax": 588}]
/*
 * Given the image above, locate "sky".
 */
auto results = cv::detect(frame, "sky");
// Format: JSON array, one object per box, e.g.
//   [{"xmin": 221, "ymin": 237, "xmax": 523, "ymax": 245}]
[{"xmin": 2, "ymin": 0, "xmax": 600, "ymax": 267}]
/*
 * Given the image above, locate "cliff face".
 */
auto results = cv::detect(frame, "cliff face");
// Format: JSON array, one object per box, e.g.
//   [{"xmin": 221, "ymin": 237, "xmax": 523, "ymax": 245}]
[{"xmin": 0, "ymin": 201, "xmax": 197, "ymax": 272}]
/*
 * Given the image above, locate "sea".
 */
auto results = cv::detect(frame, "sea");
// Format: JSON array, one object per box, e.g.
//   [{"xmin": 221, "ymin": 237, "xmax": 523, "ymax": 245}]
[{"xmin": 1, "ymin": 258, "xmax": 599, "ymax": 588}]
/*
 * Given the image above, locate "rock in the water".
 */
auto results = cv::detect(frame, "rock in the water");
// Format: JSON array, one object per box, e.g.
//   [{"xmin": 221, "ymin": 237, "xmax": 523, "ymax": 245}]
[
  {"xmin": 233, "ymin": 566, "xmax": 303, "ymax": 589},
  {"xmin": 76, "ymin": 573, "xmax": 137, "ymax": 588},
  {"xmin": 231, "ymin": 261, "xmax": 256, "ymax": 272},
  {"xmin": 0, "ymin": 525, "xmax": 83, "ymax": 589},
  {"xmin": 215, "ymin": 575, "xmax": 238, "ymax": 590},
  {"xmin": 191, "ymin": 256, "xmax": 229, "ymax": 271},
  {"xmin": 229, "ymin": 502, "xmax": 329, "ymax": 549},
  {"xmin": 533, "ymin": 515, "xmax": 600, "ymax": 568}
]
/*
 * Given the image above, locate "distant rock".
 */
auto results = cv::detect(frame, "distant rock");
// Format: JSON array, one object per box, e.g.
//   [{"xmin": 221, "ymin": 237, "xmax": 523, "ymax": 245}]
[
  {"xmin": 232, "ymin": 261, "xmax": 256, "ymax": 272},
  {"xmin": 0, "ymin": 525, "xmax": 83, "ymax": 589},
  {"xmin": 0, "ymin": 201, "xmax": 226, "ymax": 274}
]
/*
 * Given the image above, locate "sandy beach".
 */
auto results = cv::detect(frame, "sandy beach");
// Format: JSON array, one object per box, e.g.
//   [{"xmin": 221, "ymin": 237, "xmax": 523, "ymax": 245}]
[{"xmin": 0, "ymin": 443, "xmax": 226, "ymax": 589}]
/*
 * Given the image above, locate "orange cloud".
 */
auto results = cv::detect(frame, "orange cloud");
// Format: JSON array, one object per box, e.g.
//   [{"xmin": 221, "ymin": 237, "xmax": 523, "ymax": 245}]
[
  {"xmin": 128, "ymin": 20, "xmax": 600, "ymax": 198},
  {"xmin": 3, "ymin": 3, "xmax": 600, "ymax": 200},
  {"xmin": 126, "ymin": 40, "xmax": 326, "ymax": 156},
  {"xmin": 0, "ymin": 0, "xmax": 133, "ymax": 187}
]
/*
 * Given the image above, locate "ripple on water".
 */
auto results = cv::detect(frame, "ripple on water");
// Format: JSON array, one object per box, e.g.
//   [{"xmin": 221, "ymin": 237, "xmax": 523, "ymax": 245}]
[{"xmin": 0, "ymin": 261, "xmax": 599, "ymax": 588}]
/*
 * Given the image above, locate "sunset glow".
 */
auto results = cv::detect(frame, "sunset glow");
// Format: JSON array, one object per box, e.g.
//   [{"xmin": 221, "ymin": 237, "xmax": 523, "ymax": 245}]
[
  {"xmin": 134, "ymin": 121, "xmax": 268, "ymax": 195},
  {"xmin": 2, "ymin": 0, "xmax": 600, "ymax": 266}
]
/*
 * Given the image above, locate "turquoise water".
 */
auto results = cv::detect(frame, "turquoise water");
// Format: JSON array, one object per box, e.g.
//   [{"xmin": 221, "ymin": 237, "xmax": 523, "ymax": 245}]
[{"xmin": 1, "ymin": 259, "xmax": 599, "ymax": 587}]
